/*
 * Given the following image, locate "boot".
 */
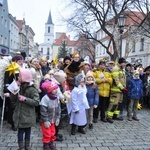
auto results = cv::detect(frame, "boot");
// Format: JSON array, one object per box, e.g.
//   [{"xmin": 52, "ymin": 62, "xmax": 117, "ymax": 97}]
[
  {"xmin": 107, "ymin": 118, "xmax": 113, "ymax": 123},
  {"xmin": 18, "ymin": 141, "xmax": 24, "ymax": 150},
  {"xmin": 78, "ymin": 126, "xmax": 86, "ymax": 134},
  {"xmin": 56, "ymin": 134, "xmax": 63, "ymax": 141},
  {"xmin": 71, "ymin": 124, "xmax": 76, "ymax": 135},
  {"xmin": 128, "ymin": 116, "xmax": 132, "ymax": 121},
  {"xmin": 25, "ymin": 140, "xmax": 31, "ymax": 150},
  {"xmin": 43, "ymin": 143, "xmax": 50, "ymax": 150},
  {"xmin": 112, "ymin": 114, "xmax": 117, "ymax": 120},
  {"xmin": 49, "ymin": 141, "xmax": 56, "ymax": 150}
]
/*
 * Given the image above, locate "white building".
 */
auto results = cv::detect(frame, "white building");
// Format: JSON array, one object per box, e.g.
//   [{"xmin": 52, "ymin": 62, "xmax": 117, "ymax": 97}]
[
  {"xmin": 95, "ymin": 11, "xmax": 150, "ymax": 67},
  {"xmin": 9, "ymin": 14, "xmax": 19, "ymax": 54},
  {"xmin": 39, "ymin": 10, "xmax": 54, "ymax": 61}
]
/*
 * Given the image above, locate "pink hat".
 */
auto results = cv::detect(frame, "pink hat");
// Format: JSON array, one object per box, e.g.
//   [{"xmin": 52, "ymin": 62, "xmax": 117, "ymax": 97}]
[
  {"xmin": 41, "ymin": 81, "xmax": 58, "ymax": 93},
  {"xmin": 19, "ymin": 69, "xmax": 33, "ymax": 83}
]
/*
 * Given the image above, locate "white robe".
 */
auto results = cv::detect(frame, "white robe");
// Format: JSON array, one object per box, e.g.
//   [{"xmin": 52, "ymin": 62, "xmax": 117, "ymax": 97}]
[{"xmin": 70, "ymin": 85, "xmax": 89, "ymax": 126}]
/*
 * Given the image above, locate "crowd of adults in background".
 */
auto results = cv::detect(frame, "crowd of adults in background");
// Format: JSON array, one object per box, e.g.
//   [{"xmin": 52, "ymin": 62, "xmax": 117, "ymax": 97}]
[{"xmin": 0, "ymin": 52, "xmax": 150, "ymax": 150}]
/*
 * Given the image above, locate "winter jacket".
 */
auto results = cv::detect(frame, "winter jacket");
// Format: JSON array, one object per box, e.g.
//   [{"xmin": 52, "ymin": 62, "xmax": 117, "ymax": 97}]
[
  {"xmin": 64, "ymin": 61, "xmax": 85, "ymax": 90},
  {"xmin": 29, "ymin": 64, "xmax": 43, "ymax": 91},
  {"xmin": 127, "ymin": 77, "xmax": 143, "ymax": 99},
  {"xmin": 93, "ymin": 69, "xmax": 112, "ymax": 97},
  {"xmin": 40, "ymin": 95, "xmax": 61, "ymax": 123},
  {"xmin": 41, "ymin": 65, "xmax": 51, "ymax": 76},
  {"xmin": 12, "ymin": 86, "xmax": 40, "ymax": 128},
  {"xmin": 86, "ymin": 84, "xmax": 99, "ymax": 106},
  {"xmin": 110, "ymin": 64, "xmax": 126, "ymax": 93}
]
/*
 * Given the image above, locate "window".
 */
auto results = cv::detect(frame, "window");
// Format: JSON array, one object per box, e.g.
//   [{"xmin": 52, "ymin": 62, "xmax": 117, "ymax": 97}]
[
  {"xmin": 96, "ymin": 46, "xmax": 98, "ymax": 57},
  {"xmin": 0, "ymin": 35, "xmax": 3, "ymax": 44},
  {"xmin": 10, "ymin": 39, "xmax": 12, "ymax": 46},
  {"xmin": 140, "ymin": 38, "xmax": 144, "ymax": 51},
  {"xmin": 48, "ymin": 26, "xmax": 50, "ymax": 33},
  {"xmin": 4, "ymin": 19, "xmax": 7, "ymax": 28},
  {"xmin": 132, "ymin": 41, "xmax": 135, "ymax": 52},
  {"xmin": 100, "ymin": 45, "xmax": 102, "ymax": 55},
  {"xmin": 11, "ymin": 24, "xmax": 13, "ymax": 32},
  {"xmin": 131, "ymin": 58, "xmax": 135, "ymax": 63},
  {"xmin": 4, "ymin": 37, "xmax": 7, "ymax": 46},
  {"xmin": 62, "ymin": 38, "xmax": 67, "ymax": 44},
  {"xmin": 41, "ymin": 48, "xmax": 43, "ymax": 53},
  {"xmin": 1, "ymin": 16, "xmax": 3, "ymax": 25},
  {"xmin": 69, "ymin": 48, "xmax": 72, "ymax": 53}
]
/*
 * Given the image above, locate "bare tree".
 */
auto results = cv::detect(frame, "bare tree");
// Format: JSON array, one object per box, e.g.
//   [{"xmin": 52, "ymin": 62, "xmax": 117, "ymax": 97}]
[{"xmin": 59, "ymin": 0, "xmax": 150, "ymax": 60}]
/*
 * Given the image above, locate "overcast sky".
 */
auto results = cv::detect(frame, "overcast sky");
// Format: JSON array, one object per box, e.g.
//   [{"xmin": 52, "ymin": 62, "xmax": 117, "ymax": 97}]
[{"xmin": 7, "ymin": 0, "xmax": 68, "ymax": 44}]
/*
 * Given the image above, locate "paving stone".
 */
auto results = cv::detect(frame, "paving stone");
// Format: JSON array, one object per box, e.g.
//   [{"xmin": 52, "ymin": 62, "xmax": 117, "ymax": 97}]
[{"xmin": 0, "ymin": 108, "xmax": 150, "ymax": 149}]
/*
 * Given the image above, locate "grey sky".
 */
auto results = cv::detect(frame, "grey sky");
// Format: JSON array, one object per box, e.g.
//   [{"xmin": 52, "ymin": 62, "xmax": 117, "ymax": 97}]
[{"xmin": 7, "ymin": 0, "xmax": 67, "ymax": 43}]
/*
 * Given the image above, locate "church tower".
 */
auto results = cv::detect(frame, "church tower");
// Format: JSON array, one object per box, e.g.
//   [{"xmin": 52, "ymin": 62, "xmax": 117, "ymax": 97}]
[
  {"xmin": 44, "ymin": 10, "xmax": 54, "ymax": 45},
  {"xmin": 39, "ymin": 10, "xmax": 54, "ymax": 61}
]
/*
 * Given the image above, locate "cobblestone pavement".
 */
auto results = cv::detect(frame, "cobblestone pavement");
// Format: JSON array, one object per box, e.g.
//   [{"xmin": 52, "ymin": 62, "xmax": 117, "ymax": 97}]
[{"xmin": 0, "ymin": 108, "xmax": 150, "ymax": 150}]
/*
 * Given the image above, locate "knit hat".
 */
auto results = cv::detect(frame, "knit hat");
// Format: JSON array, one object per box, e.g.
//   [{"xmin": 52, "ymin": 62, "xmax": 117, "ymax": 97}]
[
  {"xmin": 118, "ymin": 57, "xmax": 126, "ymax": 64},
  {"xmin": 126, "ymin": 63, "xmax": 132, "ymax": 67},
  {"xmin": 19, "ymin": 69, "xmax": 33, "ymax": 83},
  {"xmin": 31, "ymin": 58, "xmax": 39, "ymax": 63},
  {"xmin": 43, "ymin": 74, "xmax": 51, "ymax": 81},
  {"xmin": 84, "ymin": 60, "xmax": 90, "ymax": 66},
  {"xmin": 54, "ymin": 71, "xmax": 67, "ymax": 84},
  {"xmin": 41, "ymin": 81, "xmax": 58, "ymax": 94},
  {"xmin": 48, "ymin": 69, "xmax": 55, "ymax": 75},
  {"xmin": 85, "ymin": 71, "xmax": 95, "ymax": 84},
  {"xmin": 63, "ymin": 56, "xmax": 71, "ymax": 63},
  {"xmin": 74, "ymin": 73, "xmax": 85, "ymax": 87},
  {"xmin": 12, "ymin": 54, "xmax": 24, "ymax": 62},
  {"xmin": 86, "ymin": 71, "xmax": 93, "ymax": 78}
]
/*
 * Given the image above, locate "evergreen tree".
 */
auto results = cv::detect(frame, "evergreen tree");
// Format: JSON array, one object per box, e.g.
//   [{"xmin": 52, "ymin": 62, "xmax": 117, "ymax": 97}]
[{"xmin": 57, "ymin": 40, "xmax": 68, "ymax": 59}]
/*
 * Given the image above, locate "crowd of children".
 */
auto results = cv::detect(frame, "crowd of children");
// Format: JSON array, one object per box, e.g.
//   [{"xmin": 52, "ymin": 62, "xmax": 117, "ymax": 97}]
[{"xmin": 0, "ymin": 52, "xmax": 149, "ymax": 150}]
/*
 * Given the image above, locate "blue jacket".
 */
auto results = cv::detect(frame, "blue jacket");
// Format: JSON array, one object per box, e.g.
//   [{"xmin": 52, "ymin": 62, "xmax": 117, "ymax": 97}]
[
  {"xmin": 127, "ymin": 77, "xmax": 143, "ymax": 100},
  {"xmin": 86, "ymin": 84, "xmax": 99, "ymax": 106}
]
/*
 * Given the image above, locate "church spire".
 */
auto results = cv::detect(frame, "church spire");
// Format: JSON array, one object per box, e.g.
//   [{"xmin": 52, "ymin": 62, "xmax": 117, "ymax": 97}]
[{"xmin": 46, "ymin": 10, "xmax": 53, "ymax": 24}]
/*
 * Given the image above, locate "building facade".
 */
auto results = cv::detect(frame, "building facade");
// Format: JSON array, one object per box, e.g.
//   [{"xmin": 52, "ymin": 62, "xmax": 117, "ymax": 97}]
[
  {"xmin": 53, "ymin": 32, "xmax": 75, "ymax": 59},
  {"xmin": 95, "ymin": 11, "xmax": 150, "ymax": 67},
  {"xmin": 9, "ymin": 14, "xmax": 19, "ymax": 54},
  {"xmin": 0, "ymin": 0, "xmax": 9, "ymax": 55}
]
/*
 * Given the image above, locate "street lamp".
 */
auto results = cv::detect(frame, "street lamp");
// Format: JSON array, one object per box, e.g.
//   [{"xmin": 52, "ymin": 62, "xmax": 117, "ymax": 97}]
[
  {"xmin": 77, "ymin": 48, "xmax": 81, "ymax": 55},
  {"xmin": 118, "ymin": 13, "xmax": 126, "ymax": 58}
]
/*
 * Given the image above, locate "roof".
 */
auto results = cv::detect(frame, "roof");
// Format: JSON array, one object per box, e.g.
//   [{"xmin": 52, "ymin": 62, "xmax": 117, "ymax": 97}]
[
  {"xmin": 106, "ymin": 11, "xmax": 145, "ymax": 26},
  {"xmin": 46, "ymin": 10, "xmax": 53, "ymax": 24},
  {"xmin": 54, "ymin": 33, "xmax": 76, "ymax": 46},
  {"xmin": 17, "ymin": 20, "xmax": 23, "ymax": 32}
]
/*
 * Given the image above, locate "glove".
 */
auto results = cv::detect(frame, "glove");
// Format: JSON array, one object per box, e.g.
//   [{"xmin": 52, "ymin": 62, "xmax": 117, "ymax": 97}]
[
  {"xmin": 94, "ymin": 105, "xmax": 98, "ymax": 108},
  {"xmin": 4, "ymin": 93, "xmax": 10, "ymax": 97},
  {"xmin": 55, "ymin": 119, "xmax": 60, "ymax": 126},
  {"xmin": 122, "ymin": 88, "xmax": 128, "ymax": 92},
  {"xmin": 18, "ymin": 95, "xmax": 26, "ymax": 102},
  {"xmin": 44, "ymin": 121, "xmax": 51, "ymax": 128}
]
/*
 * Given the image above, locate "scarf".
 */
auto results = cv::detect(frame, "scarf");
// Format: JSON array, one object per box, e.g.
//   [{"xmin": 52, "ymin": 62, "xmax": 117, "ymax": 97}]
[
  {"xmin": 47, "ymin": 93, "xmax": 57, "ymax": 100},
  {"xmin": 68, "ymin": 61, "xmax": 81, "ymax": 73},
  {"xmin": 86, "ymin": 80, "xmax": 94, "ymax": 85}
]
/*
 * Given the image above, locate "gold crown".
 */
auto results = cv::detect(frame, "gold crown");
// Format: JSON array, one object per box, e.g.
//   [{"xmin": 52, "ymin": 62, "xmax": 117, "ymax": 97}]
[
  {"xmin": 72, "ymin": 53, "xmax": 80, "ymax": 58},
  {"xmin": 99, "ymin": 58, "xmax": 107, "ymax": 63}
]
